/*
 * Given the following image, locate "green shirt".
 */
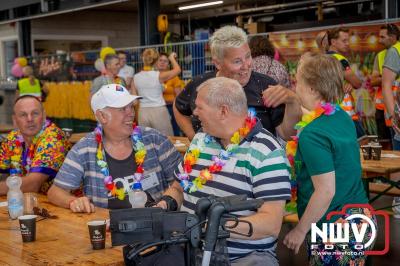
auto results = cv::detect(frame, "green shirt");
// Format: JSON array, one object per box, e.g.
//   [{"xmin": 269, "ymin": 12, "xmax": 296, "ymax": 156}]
[{"xmin": 296, "ymin": 108, "xmax": 368, "ymax": 225}]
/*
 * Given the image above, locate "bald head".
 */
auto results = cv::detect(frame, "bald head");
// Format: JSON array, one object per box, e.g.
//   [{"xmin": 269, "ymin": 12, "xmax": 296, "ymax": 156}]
[{"xmin": 13, "ymin": 96, "xmax": 45, "ymax": 138}]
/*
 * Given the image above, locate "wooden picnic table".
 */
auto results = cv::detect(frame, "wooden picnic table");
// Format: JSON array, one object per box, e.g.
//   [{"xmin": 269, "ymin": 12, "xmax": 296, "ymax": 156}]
[
  {"xmin": 361, "ymin": 150, "xmax": 400, "ymax": 179},
  {"xmin": 0, "ymin": 194, "xmax": 123, "ymax": 265},
  {"xmin": 69, "ymin": 132, "xmax": 190, "ymax": 155}
]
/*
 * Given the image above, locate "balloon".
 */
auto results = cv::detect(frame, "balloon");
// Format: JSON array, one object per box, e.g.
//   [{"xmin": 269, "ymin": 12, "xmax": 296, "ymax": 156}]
[
  {"xmin": 17, "ymin": 57, "xmax": 28, "ymax": 67},
  {"xmin": 94, "ymin": 58, "xmax": 105, "ymax": 72},
  {"xmin": 100, "ymin": 47, "xmax": 116, "ymax": 61},
  {"xmin": 274, "ymin": 50, "xmax": 280, "ymax": 61},
  {"xmin": 11, "ymin": 64, "xmax": 23, "ymax": 78}
]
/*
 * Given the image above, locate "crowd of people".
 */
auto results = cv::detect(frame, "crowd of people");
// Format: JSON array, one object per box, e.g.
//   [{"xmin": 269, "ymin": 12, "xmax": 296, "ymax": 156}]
[{"xmin": 2, "ymin": 23, "xmax": 400, "ymax": 266}]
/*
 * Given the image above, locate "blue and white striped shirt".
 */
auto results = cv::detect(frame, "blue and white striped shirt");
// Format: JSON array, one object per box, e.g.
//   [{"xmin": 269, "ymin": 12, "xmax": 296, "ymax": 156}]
[{"xmin": 54, "ymin": 127, "xmax": 182, "ymax": 208}]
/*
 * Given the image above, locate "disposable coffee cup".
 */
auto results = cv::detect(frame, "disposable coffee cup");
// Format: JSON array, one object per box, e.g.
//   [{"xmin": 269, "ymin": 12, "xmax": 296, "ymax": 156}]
[
  {"xmin": 371, "ymin": 144, "xmax": 382, "ymax": 160},
  {"xmin": 18, "ymin": 215, "xmax": 37, "ymax": 242},
  {"xmin": 23, "ymin": 193, "xmax": 38, "ymax": 215},
  {"xmin": 368, "ymin": 135, "xmax": 379, "ymax": 143},
  {"xmin": 87, "ymin": 220, "xmax": 106, "ymax": 250},
  {"xmin": 62, "ymin": 128, "xmax": 73, "ymax": 139},
  {"xmin": 361, "ymin": 145, "xmax": 371, "ymax": 160}
]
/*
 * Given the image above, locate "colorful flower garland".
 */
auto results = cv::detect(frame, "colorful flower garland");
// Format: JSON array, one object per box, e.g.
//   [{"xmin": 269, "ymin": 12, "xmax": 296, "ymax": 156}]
[
  {"xmin": 95, "ymin": 123, "xmax": 146, "ymax": 200},
  {"xmin": 285, "ymin": 102, "xmax": 340, "ymax": 212},
  {"xmin": 177, "ymin": 108, "xmax": 257, "ymax": 193},
  {"xmin": 10, "ymin": 119, "xmax": 51, "ymax": 175}
]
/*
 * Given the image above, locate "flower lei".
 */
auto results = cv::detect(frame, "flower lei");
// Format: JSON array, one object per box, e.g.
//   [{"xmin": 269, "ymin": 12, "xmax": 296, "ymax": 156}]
[
  {"xmin": 95, "ymin": 123, "xmax": 146, "ymax": 200},
  {"xmin": 10, "ymin": 119, "xmax": 51, "ymax": 175},
  {"xmin": 177, "ymin": 108, "xmax": 257, "ymax": 193},
  {"xmin": 285, "ymin": 102, "xmax": 340, "ymax": 213}
]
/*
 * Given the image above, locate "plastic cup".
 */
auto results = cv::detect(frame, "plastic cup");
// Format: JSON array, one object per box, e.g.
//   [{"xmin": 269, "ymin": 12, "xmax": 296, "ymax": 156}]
[
  {"xmin": 87, "ymin": 220, "xmax": 106, "ymax": 250},
  {"xmin": 23, "ymin": 193, "xmax": 38, "ymax": 215},
  {"xmin": 371, "ymin": 144, "xmax": 382, "ymax": 160},
  {"xmin": 18, "ymin": 215, "xmax": 37, "ymax": 242},
  {"xmin": 62, "ymin": 128, "xmax": 73, "ymax": 139},
  {"xmin": 361, "ymin": 145, "xmax": 371, "ymax": 160}
]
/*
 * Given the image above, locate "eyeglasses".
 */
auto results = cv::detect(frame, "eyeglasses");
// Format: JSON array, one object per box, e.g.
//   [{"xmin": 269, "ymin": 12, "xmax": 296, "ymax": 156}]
[{"xmin": 33, "ymin": 207, "xmax": 58, "ymax": 219}]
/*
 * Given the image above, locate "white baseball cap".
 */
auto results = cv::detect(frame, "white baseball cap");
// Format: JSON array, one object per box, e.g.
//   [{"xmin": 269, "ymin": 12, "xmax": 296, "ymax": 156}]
[{"xmin": 91, "ymin": 84, "xmax": 142, "ymax": 113}]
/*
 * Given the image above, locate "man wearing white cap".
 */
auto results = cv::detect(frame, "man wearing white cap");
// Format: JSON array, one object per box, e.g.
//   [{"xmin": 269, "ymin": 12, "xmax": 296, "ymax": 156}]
[{"xmin": 48, "ymin": 84, "xmax": 182, "ymax": 212}]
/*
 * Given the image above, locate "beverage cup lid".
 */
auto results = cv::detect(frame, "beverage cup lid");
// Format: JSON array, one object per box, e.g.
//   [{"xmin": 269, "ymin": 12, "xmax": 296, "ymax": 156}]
[
  {"xmin": 87, "ymin": 220, "xmax": 106, "ymax": 226},
  {"xmin": 18, "ymin": 215, "xmax": 37, "ymax": 220}
]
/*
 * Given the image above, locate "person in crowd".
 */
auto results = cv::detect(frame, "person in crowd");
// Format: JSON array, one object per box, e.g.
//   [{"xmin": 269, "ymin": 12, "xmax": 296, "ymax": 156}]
[
  {"xmin": 249, "ymin": 35, "xmax": 291, "ymax": 88},
  {"xmin": 132, "ymin": 49, "xmax": 181, "ymax": 136},
  {"xmin": 17, "ymin": 66, "xmax": 48, "ymax": 101},
  {"xmin": 0, "ymin": 95, "xmax": 70, "ymax": 195},
  {"xmin": 370, "ymin": 24, "xmax": 400, "ymax": 142},
  {"xmin": 90, "ymin": 54, "xmax": 126, "ymax": 95},
  {"xmin": 173, "ymin": 25, "xmax": 301, "ymax": 141},
  {"xmin": 327, "ymin": 27, "xmax": 365, "ymax": 138},
  {"xmin": 381, "ymin": 23, "xmax": 400, "ymax": 151},
  {"xmin": 283, "ymin": 53, "xmax": 373, "ymax": 265},
  {"xmin": 47, "ymin": 84, "xmax": 182, "ymax": 213},
  {"xmin": 117, "ymin": 51, "xmax": 134, "ymax": 88},
  {"xmin": 156, "ymin": 52, "xmax": 184, "ymax": 136},
  {"xmin": 381, "ymin": 24, "xmax": 400, "ymax": 217},
  {"xmin": 157, "ymin": 77, "xmax": 291, "ymax": 265},
  {"xmin": 315, "ymin": 31, "xmax": 329, "ymax": 53}
]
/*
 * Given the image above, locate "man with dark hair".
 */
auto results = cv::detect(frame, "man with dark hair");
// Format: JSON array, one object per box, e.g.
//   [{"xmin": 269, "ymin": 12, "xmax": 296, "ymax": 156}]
[
  {"xmin": 0, "ymin": 95, "xmax": 70, "ymax": 195},
  {"xmin": 117, "ymin": 51, "xmax": 134, "ymax": 88},
  {"xmin": 370, "ymin": 23, "xmax": 400, "ymax": 141},
  {"xmin": 91, "ymin": 54, "xmax": 126, "ymax": 95},
  {"xmin": 327, "ymin": 27, "xmax": 365, "ymax": 137}
]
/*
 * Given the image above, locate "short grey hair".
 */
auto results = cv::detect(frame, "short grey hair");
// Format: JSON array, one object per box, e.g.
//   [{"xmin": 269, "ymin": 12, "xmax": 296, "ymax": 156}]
[
  {"xmin": 104, "ymin": 54, "xmax": 119, "ymax": 69},
  {"xmin": 197, "ymin": 77, "xmax": 247, "ymax": 115},
  {"xmin": 209, "ymin": 26, "xmax": 248, "ymax": 61}
]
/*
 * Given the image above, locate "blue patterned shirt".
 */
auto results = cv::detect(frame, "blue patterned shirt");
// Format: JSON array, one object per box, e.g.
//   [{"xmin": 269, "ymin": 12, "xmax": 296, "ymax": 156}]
[{"xmin": 53, "ymin": 127, "xmax": 182, "ymax": 208}]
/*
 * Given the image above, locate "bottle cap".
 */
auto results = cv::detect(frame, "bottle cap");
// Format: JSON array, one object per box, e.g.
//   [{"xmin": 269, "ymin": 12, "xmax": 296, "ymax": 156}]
[{"xmin": 132, "ymin": 182, "xmax": 142, "ymax": 190}]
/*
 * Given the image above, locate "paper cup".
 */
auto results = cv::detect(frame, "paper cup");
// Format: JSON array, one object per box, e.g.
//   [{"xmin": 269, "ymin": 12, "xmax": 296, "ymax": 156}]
[
  {"xmin": 361, "ymin": 145, "xmax": 371, "ymax": 160},
  {"xmin": 87, "ymin": 220, "xmax": 106, "ymax": 250},
  {"xmin": 18, "ymin": 215, "xmax": 37, "ymax": 242},
  {"xmin": 371, "ymin": 145, "xmax": 382, "ymax": 160}
]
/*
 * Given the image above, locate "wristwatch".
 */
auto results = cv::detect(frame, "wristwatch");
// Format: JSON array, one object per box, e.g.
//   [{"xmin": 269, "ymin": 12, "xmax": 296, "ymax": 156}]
[{"xmin": 160, "ymin": 195, "xmax": 178, "ymax": 211}]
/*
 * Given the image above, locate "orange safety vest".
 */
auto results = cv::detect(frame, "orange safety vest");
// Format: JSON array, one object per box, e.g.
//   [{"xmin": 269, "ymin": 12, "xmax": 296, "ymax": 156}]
[
  {"xmin": 330, "ymin": 53, "xmax": 358, "ymax": 120},
  {"xmin": 382, "ymin": 42, "xmax": 400, "ymax": 126}
]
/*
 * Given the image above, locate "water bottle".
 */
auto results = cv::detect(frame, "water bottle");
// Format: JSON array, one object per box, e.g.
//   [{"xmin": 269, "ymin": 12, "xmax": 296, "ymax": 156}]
[
  {"xmin": 6, "ymin": 174, "xmax": 24, "ymax": 219},
  {"xmin": 128, "ymin": 182, "xmax": 147, "ymax": 208}
]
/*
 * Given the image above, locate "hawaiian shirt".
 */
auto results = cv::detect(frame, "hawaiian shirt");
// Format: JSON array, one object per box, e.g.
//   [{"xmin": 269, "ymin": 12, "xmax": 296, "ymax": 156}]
[{"xmin": 0, "ymin": 122, "xmax": 71, "ymax": 193}]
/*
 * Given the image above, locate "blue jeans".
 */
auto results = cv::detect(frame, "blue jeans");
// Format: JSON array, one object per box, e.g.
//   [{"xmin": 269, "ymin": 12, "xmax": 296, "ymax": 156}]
[{"xmin": 390, "ymin": 127, "xmax": 400, "ymax": 151}]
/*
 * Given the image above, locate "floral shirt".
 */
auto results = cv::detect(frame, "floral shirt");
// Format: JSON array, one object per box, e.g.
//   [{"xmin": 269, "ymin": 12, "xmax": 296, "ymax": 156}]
[
  {"xmin": 252, "ymin": 55, "xmax": 291, "ymax": 88},
  {"xmin": 0, "ymin": 122, "xmax": 70, "ymax": 193}
]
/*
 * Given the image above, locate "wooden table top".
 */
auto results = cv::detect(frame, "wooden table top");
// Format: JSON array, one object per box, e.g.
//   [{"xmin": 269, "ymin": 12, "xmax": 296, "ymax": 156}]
[
  {"xmin": 0, "ymin": 194, "xmax": 123, "ymax": 265},
  {"xmin": 70, "ymin": 133, "xmax": 190, "ymax": 155},
  {"xmin": 0, "ymin": 124, "xmax": 14, "ymax": 134},
  {"xmin": 361, "ymin": 150, "xmax": 400, "ymax": 178}
]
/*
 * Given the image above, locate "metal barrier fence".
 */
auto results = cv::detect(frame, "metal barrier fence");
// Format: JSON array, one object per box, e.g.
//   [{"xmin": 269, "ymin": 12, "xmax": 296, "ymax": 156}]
[{"xmin": 25, "ymin": 33, "xmax": 270, "ymax": 83}]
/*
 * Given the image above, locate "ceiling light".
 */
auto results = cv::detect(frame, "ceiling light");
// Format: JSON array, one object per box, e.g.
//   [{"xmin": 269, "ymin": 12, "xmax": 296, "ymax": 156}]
[{"xmin": 178, "ymin": 1, "xmax": 223, "ymax": 11}]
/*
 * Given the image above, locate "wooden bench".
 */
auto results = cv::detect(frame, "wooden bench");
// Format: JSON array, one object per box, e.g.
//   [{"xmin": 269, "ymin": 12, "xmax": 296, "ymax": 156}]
[{"xmin": 369, "ymin": 182, "xmax": 400, "ymax": 197}]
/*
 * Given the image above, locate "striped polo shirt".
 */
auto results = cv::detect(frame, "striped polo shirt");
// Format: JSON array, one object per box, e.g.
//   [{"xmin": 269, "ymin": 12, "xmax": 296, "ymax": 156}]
[
  {"xmin": 54, "ymin": 127, "xmax": 182, "ymax": 208},
  {"xmin": 176, "ymin": 121, "xmax": 291, "ymax": 260}
]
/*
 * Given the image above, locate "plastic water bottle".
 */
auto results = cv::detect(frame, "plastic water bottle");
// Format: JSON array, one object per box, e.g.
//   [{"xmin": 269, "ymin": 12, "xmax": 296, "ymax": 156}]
[
  {"xmin": 128, "ymin": 183, "xmax": 147, "ymax": 208},
  {"xmin": 6, "ymin": 175, "xmax": 24, "ymax": 219}
]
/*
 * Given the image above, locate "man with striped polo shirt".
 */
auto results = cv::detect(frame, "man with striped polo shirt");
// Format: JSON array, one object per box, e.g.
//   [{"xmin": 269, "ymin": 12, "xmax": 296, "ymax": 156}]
[{"xmin": 157, "ymin": 77, "xmax": 291, "ymax": 265}]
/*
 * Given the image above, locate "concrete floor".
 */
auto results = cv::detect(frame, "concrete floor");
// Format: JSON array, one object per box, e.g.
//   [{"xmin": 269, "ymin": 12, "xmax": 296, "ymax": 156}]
[{"xmin": 277, "ymin": 194, "xmax": 399, "ymax": 266}]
